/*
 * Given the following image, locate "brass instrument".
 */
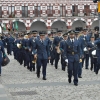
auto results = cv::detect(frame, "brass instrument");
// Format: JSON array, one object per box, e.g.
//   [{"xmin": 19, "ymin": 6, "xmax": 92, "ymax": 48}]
[
  {"xmin": 79, "ymin": 59, "xmax": 82, "ymax": 63},
  {"xmin": 49, "ymin": 37, "xmax": 54, "ymax": 41},
  {"xmin": 17, "ymin": 43, "xmax": 22, "ymax": 49},
  {"xmin": 32, "ymin": 55, "xmax": 37, "ymax": 63},
  {"xmin": 56, "ymin": 43, "xmax": 61, "ymax": 54}
]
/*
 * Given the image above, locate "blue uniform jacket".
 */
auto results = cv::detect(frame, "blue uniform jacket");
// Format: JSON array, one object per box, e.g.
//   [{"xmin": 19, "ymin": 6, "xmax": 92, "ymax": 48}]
[
  {"xmin": 33, "ymin": 38, "xmax": 50, "ymax": 59},
  {"xmin": 64, "ymin": 39, "xmax": 82, "ymax": 62},
  {"xmin": 60, "ymin": 39, "xmax": 67, "ymax": 53},
  {"xmin": 79, "ymin": 35, "xmax": 90, "ymax": 48},
  {"xmin": 53, "ymin": 36, "xmax": 63, "ymax": 47}
]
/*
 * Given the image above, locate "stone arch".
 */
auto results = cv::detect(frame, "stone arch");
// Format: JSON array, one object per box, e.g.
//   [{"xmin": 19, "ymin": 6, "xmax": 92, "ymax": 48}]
[
  {"xmin": 30, "ymin": 20, "xmax": 47, "ymax": 31},
  {"xmin": 29, "ymin": 19, "xmax": 47, "ymax": 27},
  {"xmin": 51, "ymin": 19, "xmax": 67, "ymax": 31},
  {"xmin": 91, "ymin": 19, "xmax": 99, "ymax": 30},
  {"xmin": 71, "ymin": 18, "xmax": 87, "ymax": 30},
  {"xmin": 12, "ymin": 20, "xmax": 26, "ymax": 31}
]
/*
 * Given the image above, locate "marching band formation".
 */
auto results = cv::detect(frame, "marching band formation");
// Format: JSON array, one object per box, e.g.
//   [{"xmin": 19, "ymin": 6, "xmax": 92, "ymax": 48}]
[{"xmin": 0, "ymin": 28, "xmax": 100, "ymax": 86}]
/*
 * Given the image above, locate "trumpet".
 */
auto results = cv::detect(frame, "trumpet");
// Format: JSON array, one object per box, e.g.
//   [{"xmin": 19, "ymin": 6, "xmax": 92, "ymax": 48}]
[{"xmin": 17, "ymin": 43, "xmax": 22, "ymax": 49}]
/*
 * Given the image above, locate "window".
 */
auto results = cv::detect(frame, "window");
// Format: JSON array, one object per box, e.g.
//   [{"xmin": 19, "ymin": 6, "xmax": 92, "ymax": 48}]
[
  {"xmin": 0, "ymin": 6, "xmax": 2, "ymax": 18},
  {"xmin": 47, "ymin": 5, "xmax": 53, "ymax": 17},
  {"xmin": 22, "ymin": 6, "xmax": 28, "ymax": 17},
  {"xmin": 8, "ymin": 6, "xmax": 15, "ymax": 17},
  {"xmin": 72, "ymin": 5, "xmax": 78, "ymax": 16},
  {"xmin": 84, "ymin": 5, "xmax": 90, "ymax": 16},
  {"xmin": 34, "ymin": 6, "xmax": 41, "ymax": 17},
  {"xmin": 60, "ymin": 5, "xmax": 65, "ymax": 17}
]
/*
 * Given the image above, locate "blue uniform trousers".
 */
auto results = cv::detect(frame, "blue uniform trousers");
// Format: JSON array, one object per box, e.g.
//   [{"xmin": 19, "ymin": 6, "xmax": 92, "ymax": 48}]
[
  {"xmin": 96, "ymin": 50, "xmax": 100, "ymax": 74},
  {"xmin": 37, "ymin": 58, "xmax": 47, "ymax": 77},
  {"xmin": 7, "ymin": 44, "xmax": 12, "ymax": 55},
  {"xmin": 61, "ymin": 55, "xmax": 66, "ymax": 70},
  {"xmin": 54, "ymin": 51, "xmax": 60, "ymax": 69},
  {"xmin": 90, "ymin": 56, "xmax": 97, "ymax": 72},
  {"xmin": 82, "ymin": 53, "xmax": 89, "ymax": 68},
  {"xmin": 29, "ymin": 54, "xmax": 35, "ymax": 71},
  {"xmin": 0, "ymin": 63, "xmax": 1, "ymax": 74},
  {"xmin": 68, "ymin": 61, "xmax": 79, "ymax": 84},
  {"xmin": 78, "ymin": 62, "xmax": 82, "ymax": 77}
]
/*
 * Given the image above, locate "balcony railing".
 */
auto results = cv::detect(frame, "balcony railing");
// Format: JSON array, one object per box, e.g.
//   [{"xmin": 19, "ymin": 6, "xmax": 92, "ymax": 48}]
[{"xmin": 0, "ymin": 15, "xmax": 98, "ymax": 20}]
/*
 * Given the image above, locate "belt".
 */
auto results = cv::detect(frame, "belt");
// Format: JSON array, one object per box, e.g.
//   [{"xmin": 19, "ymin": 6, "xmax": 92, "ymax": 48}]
[{"xmin": 67, "ymin": 51, "xmax": 78, "ymax": 55}]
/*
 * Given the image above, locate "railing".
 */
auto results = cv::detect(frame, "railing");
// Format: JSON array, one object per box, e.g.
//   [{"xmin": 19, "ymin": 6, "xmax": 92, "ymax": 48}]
[{"xmin": 0, "ymin": 15, "xmax": 98, "ymax": 20}]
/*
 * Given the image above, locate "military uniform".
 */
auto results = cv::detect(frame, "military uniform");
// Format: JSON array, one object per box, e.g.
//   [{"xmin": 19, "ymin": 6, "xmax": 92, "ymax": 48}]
[
  {"xmin": 64, "ymin": 31, "xmax": 82, "ymax": 86},
  {"xmin": 87, "ymin": 37, "xmax": 97, "ymax": 72},
  {"xmin": 29, "ymin": 31, "xmax": 37, "ymax": 71},
  {"xmin": 94, "ymin": 38, "xmax": 100, "ymax": 74},
  {"xmin": 79, "ymin": 30, "xmax": 90, "ymax": 69},
  {"xmin": 53, "ymin": 30, "xmax": 63, "ymax": 69},
  {"xmin": 33, "ymin": 32, "xmax": 50, "ymax": 80},
  {"xmin": 0, "ymin": 39, "xmax": 6, "ymax": 75},
  {"xmin": 60, "ymin": 33, "xmax": 67, "ymax": 71}
]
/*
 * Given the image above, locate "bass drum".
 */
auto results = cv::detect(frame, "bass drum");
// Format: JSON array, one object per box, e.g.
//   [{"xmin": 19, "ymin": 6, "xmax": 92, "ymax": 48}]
[{"xmin": 2, "ymin": 56, "xmax": 10, "ymax": 67}]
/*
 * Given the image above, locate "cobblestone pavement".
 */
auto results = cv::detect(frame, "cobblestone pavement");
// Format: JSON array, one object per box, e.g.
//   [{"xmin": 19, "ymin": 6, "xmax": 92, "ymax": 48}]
[{"xmin": 0, "ymin": 55, "xmax": 100, "ymax": 100}]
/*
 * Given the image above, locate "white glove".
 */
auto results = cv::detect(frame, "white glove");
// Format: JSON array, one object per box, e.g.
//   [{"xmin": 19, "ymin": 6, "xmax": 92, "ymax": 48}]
[
  {"xmin": 84, "ymin": 47, "xmax": 87, "ymax": 51},
  {"xmin": 65, "ymin": 59, "xmax": 68, "ymax": 63},
  {"xmin": 92, "ymin": 50, "xmax": 96, "ymax": 56}
]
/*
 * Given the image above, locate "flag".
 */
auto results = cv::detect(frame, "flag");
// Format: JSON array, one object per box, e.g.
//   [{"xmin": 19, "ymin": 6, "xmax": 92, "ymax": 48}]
[
  {"xmin": 0, "ymin": 26, "xmax": 2, "ymax": 33},
  {"xmin": 3, "ymin": 23, "xmax": 6, "ymax": 30},
  {"xmin": 15, "ymin": 21, "xmax": 18, "ymax": 30},
  {"xmin": 12, "ymin": 23, "xmax": 15, "ymax": 31}
]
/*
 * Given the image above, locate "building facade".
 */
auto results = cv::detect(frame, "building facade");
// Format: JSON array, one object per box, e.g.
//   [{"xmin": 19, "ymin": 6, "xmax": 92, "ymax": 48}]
[{"xmin": 0, "ymin": 0, "xmax": 99, "ymax": 33}]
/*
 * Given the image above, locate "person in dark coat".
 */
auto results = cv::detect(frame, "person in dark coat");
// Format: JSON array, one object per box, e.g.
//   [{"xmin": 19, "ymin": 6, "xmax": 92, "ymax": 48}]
[
  {"xmin": 0, "ymin": 37, "xmax": 6, "ymax": 76},
  {"xmin": 60, "ymin": 33, "xmax": 68, "ymax": 71}
]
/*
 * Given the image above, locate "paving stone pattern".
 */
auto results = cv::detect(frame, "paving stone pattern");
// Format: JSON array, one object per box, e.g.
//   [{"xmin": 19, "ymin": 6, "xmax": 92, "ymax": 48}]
[{"xmin": 0, "ymin": 55, "xmax": 100, "ymax": 100}]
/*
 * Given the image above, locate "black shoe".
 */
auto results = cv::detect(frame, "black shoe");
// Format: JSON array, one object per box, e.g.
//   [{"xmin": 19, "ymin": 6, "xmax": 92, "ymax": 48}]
[
  {"xmin": 78, "ymin": 76, "xmax": 82, "ymax": 78},
  {"xmin": 74, "ymin": 83, "xmax": 78, "ymax": 86},
  {"xmin": 62, "ymin": 69, "xmax": 65, "ymax": 71},
  {"xmin": 37, "ymin": 74, "xmax": 40, "ymax": 78},
  {"xmin": 43, "ymin": 77, "xmax": 47, "ymax": 80},
  {"xmin": 90, "ymin": 67, "xmax": 93, "ymax": 71},
  {"xmin": 33, "ymin": 69, "xmax": 35, "ymax": 71},
  {"xmin": 51, "ymin": 63, "xmax": 53, "ymax": 65},
  {"xmin": 55, "ymin": 66, "xmax": 57, "ymax": 69},
  {"xmin": 85, "ymin": 68, "xmax": 88, "ymax": 69},
  {"xmin": 95, "ymin": 71, "xmax": 98, "ymax": 75},
  {"xmin": 68, "ymin": 79, "xmax": 71, "ymax": 83},
  {"xmin": 30, "ymin": 69, "xmax": 32, "ymax": 72}
]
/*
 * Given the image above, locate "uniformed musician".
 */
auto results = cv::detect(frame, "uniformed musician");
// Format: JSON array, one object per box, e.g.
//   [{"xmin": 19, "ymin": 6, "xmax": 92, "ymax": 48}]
[
  {"xmin": 64, "ymin": 30, "xmax": 82, "ymax": 86},
  {"xmin": 33, "ymin": 32, "xmax": 50, "ymax": 80}
]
